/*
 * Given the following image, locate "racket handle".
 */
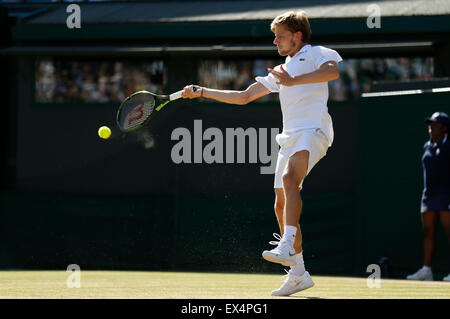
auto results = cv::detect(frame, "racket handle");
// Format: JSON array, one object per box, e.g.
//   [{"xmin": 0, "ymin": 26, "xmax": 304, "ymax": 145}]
[
  {"xmin": 170, "ymin": 87, "xmax": 197, "ymax": 101},
  {"xmin": 169, "ymin": 90, "xmax": 183, "ymax": 101}
]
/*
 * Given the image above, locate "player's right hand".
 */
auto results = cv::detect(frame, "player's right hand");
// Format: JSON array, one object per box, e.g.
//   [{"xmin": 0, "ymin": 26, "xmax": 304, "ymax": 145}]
[{"xmin": 182, "ymin": 85, "xmax": 202, "ymax": 99}]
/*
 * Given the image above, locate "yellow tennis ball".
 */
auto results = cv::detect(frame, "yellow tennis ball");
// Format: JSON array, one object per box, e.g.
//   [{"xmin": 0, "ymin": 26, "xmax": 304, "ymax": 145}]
[{"xmin": 98, "ymin": 126, "xmax": 111, "ymax": 139}]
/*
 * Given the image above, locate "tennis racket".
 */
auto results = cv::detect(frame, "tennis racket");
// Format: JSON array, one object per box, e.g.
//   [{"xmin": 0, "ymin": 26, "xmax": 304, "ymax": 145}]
[{"xmin": 116, "ymin": 87, "xmax": 196, "ymax": 132}]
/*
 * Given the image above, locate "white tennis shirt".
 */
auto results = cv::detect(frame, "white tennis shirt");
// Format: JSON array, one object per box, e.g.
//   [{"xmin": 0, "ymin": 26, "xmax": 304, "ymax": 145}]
[{"xmin": 256, "ymin": 44, "xmax": 342, "ymax": 147}]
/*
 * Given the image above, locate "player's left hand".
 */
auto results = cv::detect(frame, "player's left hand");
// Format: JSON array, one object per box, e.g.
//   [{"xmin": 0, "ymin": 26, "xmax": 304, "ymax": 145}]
[{"xmin": 268, "ymin": 65, "xmax": 296, "ymax": 86}]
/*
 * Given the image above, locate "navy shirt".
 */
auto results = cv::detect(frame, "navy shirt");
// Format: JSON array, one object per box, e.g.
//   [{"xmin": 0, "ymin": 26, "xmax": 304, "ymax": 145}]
[{"xmin": 422, "ymin": 136, "xmax": 450, "ymax": 196}]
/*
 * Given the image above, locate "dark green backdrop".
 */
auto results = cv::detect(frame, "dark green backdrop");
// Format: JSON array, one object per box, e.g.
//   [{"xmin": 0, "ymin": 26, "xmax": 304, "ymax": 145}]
[{"xmin": 1, "ymin": 88, "xmax": 448, "ymax": 278}]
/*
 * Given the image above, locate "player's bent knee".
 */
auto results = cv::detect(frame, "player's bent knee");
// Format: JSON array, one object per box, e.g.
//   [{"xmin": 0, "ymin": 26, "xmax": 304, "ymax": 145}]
[{"xmin": 282, "ymin": 172, "xmax": 303, "ymax": 191}]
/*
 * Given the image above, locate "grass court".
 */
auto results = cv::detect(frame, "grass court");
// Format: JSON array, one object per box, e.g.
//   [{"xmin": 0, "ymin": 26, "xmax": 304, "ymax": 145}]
[{"xmin": 0, "ymin": 271, "xmax": 448, "ymax": 299}]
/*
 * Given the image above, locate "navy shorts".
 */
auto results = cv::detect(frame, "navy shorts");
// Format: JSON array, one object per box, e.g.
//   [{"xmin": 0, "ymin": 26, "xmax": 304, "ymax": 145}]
[{"xmin": 421, "ymin": 193, "xmax": 450, "ymax": 213}]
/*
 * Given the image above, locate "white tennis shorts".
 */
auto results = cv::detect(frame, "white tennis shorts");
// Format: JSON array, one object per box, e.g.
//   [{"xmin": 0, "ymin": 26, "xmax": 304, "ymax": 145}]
[{"xmin": 274, "ymin": 128, "xmax": 330, "ymax": 189}]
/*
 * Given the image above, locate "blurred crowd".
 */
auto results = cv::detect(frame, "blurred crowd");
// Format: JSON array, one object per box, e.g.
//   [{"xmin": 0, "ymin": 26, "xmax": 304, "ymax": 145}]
[
  {"xmin": 35, "ymin": 56, "xmax": 433, "ymax": 103},
  {"xmin": 35, "ymin": 59, "xmax": 165, "ymax": 103},
  {"xmin": 329, "ymin": 57, "xmax": 434, "ymax": 101},
  {"xmin": 198, "ymin": 59, "xmax": 284, "ymax": 102},
  {"xmin": 198, "ymin": 57, "xmax": 434, "ymax": 102}
]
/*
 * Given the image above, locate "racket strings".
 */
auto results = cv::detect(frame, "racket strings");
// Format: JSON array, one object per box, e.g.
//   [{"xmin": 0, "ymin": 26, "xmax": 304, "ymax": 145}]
[{"xmin": 118, "ymin": 97, "xmax": 155, "ymax": 131}]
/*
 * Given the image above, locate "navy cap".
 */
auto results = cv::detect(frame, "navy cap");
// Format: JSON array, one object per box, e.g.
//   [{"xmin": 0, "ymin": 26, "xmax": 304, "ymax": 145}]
[{"xmin": 425, "ymin": 112, "xmax": 450, "ymax": 127}]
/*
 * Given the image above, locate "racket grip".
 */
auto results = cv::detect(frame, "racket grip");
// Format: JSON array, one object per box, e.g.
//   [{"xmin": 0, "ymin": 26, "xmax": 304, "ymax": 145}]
[
  {"xmin": 170, "ymin": 87, "xmax": 197, "ymax": 101},
  {"xmin": 169, "ymin": 90, "xmax": 183, "ymax": 101}
]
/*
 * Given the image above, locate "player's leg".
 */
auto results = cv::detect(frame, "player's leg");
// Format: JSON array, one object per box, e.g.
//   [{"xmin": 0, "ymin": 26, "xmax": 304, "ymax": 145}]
[
  {"xmin": 264, "ymin": 129, "xmax": 328, "ymax": 265},
  {"xmin": 268, "ymin": 150, "xmax": 313, "ymax": 296},
  {"xmin": 407, "ymin": 211, "xmax": 437, "ymax": 280},
  {"xmin": 263, "ymin": 150, "xmax": 308, "ymax": 267},
  {"xmin": 264, "ymin": 129, "xmax": 328, "ymax": 296},
  {"xmin": 282, "ymin": 152, "xmax": 309, "ymax": 279}
]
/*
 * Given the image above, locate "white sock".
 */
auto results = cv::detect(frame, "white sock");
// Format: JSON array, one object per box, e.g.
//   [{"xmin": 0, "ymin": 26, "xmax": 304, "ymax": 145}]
[
  {"xmin": 283, "ymin": 225, "xmax": 297, "ymax": 245},
  {"xmin": 289, "ymin": 252, "xmax": 306, "ymax": 276}
]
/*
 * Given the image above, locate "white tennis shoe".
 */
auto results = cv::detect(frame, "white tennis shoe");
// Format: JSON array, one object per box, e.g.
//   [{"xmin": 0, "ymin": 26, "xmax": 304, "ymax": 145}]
[
  {"xmin": 262, "ymin": 233, "xmax": 296, "ymax": 267},
  {"xmin": 271, "ymin": 271, "xmax": 315, "ymax": 296},
  {"xmin": 406, "ymin": 267, "xmax": 433, "ymax": 281}
]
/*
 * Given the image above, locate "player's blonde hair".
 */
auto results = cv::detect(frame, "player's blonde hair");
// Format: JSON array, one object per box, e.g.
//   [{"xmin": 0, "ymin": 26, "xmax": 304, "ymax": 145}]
[{"xmin": 270, "ymin": 11, "xmax": 311, "ymax": 43}]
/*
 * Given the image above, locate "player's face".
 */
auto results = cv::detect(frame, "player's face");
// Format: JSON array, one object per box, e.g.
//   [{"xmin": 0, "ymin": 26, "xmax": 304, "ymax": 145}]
[
  {"xmin": 428, "ymin": 122, "xmax": 447, "ymax": 142},
  {"xmin": 273, "ymin": 26, "xmax": 301, "ymax": 57}
]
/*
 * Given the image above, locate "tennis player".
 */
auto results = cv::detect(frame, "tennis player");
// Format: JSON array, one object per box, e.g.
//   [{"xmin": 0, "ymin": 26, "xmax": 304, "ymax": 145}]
[{"xmin": 182, "ymin": 11, "xmax": 342, "ymax": 296}]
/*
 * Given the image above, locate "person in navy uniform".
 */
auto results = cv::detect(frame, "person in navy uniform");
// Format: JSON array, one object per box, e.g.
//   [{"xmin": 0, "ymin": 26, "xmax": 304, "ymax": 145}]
[{"xmin": 407, "ymin": 112, "xmax": 450, "ymax": 282}]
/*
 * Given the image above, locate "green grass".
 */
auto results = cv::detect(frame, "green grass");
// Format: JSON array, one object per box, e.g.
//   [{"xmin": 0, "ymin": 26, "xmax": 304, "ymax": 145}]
[{"xmin": 0, "ymin": 271, "xmax": 449, "ymax": 299}]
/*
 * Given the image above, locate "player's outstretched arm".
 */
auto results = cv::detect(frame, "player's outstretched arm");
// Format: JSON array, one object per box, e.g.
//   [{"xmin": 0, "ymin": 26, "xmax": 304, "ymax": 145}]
[{"xmin": 181, "ymin": 82, "xmax": 270, "ymax": 105}]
